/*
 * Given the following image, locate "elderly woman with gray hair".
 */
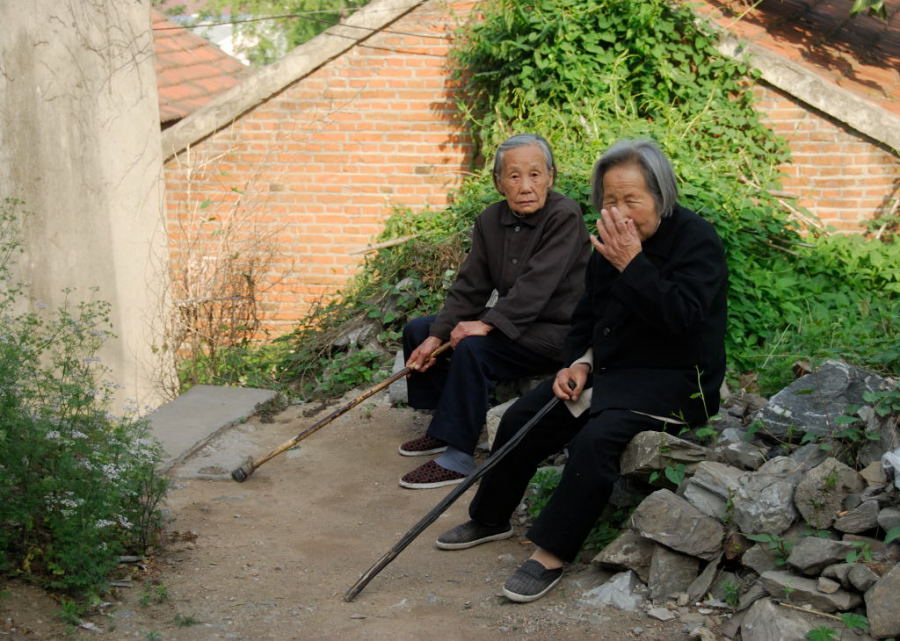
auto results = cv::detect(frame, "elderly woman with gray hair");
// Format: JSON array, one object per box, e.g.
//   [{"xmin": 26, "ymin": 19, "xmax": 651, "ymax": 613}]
[
  {"xmin": 435, "ymin": 139, "xmax": 729, "ymax": 603},
  {"xmin": 399, "ymin": 133, "xmax": 591, "ymax": 489}
]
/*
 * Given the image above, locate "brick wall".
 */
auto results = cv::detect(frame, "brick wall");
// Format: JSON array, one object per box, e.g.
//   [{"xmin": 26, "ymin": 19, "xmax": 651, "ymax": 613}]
[
  {"xmin": 163, "ymin": 0, "xmax": 478, "ymax": 337},
  {"xmin": 163, "ymin": 0, "xmax": 898, "ymax": 338},
  {"xmin": 752, "ymin": 84, "xmax": 899, "ymax": 233}
]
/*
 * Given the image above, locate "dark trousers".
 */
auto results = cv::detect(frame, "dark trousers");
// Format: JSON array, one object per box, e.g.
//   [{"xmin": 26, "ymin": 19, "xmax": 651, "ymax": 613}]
[
  {"xmin": 469, "ymin": 378, "xmax": 666, "ymax": 562},
  {"xmin": 402, "ymin": 315, "xmax": 558, "ymax": 455}
]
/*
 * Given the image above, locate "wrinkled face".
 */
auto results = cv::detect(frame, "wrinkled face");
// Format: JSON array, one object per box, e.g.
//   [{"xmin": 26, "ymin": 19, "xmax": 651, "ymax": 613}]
[
  {"xmin": 601, "ymin": 162, "xmax": 661, "ymax": 241},
  {"xmin": 495, "ymin": 144, "xmax": 554, "ymax": 216}
]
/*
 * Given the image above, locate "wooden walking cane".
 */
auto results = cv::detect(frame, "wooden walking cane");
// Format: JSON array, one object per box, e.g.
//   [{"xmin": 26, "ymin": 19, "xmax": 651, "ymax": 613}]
[
  {"xmin": 344, "ymin": 393, "xmax": 563, "ymax": 602},
  {"xmin": 231, "ymin": 341, "xmax": 452, "ymax": 482}
]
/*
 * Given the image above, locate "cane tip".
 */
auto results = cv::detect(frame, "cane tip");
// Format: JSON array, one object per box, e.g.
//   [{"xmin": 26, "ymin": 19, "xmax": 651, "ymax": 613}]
[{"xmin": 230, "ymin": 457, "xmax": 254, "ymax": 483}]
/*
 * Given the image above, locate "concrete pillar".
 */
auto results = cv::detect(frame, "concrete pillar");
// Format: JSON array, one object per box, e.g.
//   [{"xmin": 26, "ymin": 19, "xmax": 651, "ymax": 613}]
[{"xmin": 0, "ymin": 1, "xmax": 169, "ymax": 412}]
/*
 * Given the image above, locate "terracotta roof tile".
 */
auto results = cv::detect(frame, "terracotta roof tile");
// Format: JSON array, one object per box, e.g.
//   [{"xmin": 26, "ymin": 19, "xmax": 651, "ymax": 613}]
[
  {"xmin": 689, "ymin": 0, "xmax": 900, "ymax": 115},
  {"xmin": 151, "ymin": 10, "xmax": 248, "ymax": 126}
]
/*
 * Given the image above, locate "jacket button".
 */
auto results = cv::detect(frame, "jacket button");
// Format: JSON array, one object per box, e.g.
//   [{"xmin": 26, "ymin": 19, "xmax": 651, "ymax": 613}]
[
  {"xmin": 511, "ymin": 258, "xmax": 518, "ymax": 265},
  {"xmin": 602, "ymin": 327, "xmax": 611, "ymax": 336},
  {"xmin": 514, "ymin": 225, "xmax": 520, "ymax": 232}
]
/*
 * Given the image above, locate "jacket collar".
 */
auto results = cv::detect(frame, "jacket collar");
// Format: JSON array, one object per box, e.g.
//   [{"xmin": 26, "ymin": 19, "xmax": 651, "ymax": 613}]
[{"xmin": 641, "ymin": 204, "xmax": 683, "ymax": 259}]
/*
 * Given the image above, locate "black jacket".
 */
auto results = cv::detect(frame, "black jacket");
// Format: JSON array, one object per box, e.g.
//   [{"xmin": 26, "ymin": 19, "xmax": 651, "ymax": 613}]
[
  {"xmin": 430, "ymin": 191, "xmax": 591, "ymax": 360},
  {"xmin": 564, "ymin": 204, "xmax": 728, "ymax": 425}
]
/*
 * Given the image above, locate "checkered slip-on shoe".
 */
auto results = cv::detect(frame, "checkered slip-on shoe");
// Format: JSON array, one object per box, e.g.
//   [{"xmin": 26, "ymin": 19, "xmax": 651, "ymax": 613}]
[
  {"xmin": 435, "ymin": 520, "xmax": 513, "ymax": 550},
  {"xmin": 398, "ymin": 434, "xmax": 448, "ymax": 457},
  {"xmin": 399, "ymin": 460, "xmax": 466, "ymax": 489},
  {"xmin": 502, "ymin": 559, "xmax": 563, "ymax": 603}
]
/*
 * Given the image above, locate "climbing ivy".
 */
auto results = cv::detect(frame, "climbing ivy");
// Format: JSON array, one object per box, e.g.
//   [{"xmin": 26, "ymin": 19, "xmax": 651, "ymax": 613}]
[
  {"xmin": 443, "ymin": 0, "xmax": 896, "ymax": 381},
  {"xmin": 450, "ymin": 0, "xmax": 799, "ymax": 372}
]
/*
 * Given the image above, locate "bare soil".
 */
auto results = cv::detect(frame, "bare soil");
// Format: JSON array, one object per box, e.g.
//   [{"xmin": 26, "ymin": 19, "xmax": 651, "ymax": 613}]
[{"xmin": 1, "ymin": 394, "xmax": 710, "ymax": 641}]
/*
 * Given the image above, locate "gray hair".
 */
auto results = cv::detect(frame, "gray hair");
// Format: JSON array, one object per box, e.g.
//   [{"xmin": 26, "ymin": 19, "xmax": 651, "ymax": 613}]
[
  {"xmin": 591, "ymin": 139, "xmax": 678, "ymax": 218},
  {"xmin": 492, "ymin": 134, "xmax": 556, "ymax": 180}
]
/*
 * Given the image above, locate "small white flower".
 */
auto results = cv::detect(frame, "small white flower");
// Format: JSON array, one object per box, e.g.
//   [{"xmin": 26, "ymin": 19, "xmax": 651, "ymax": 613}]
[
  {"xmin": 45, "ymin": 430, "xmax": 61, "ymax": 440},
  {"xmin": 102, "ymin": 463, "xmax": 121, "ymax": 480}
]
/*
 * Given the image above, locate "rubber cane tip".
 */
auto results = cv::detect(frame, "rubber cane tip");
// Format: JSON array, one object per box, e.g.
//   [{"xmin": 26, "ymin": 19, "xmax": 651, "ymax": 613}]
[{"xmin": 231, "ymin": 458, "xmax": 253, "ymax": 483}]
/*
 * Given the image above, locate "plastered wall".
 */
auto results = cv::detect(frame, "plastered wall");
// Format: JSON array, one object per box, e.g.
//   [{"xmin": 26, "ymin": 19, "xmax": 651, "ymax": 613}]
[{"xmin": 0, "ymin": 0, "xmax": 169, "ymax": 411}]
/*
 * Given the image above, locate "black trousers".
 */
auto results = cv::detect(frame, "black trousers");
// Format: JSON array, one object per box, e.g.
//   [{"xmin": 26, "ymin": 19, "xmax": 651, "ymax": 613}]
[
  {"xmin": 469, "ymin": 378, "xmax": 666, "ymax": 562},
  {"xmin": 402, "ymin": 315, "xmax": 558, "ymax": 455}
]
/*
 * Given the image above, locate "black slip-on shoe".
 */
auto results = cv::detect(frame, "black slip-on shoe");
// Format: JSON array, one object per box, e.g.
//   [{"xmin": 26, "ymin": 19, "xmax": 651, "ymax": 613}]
[
  {"xmin": 502, "ymin": 559, "xmax": 563, "ymax": 603},
  {"xmin": 435, "ymin": 520, "xmax": 513, "ymax": 550}
]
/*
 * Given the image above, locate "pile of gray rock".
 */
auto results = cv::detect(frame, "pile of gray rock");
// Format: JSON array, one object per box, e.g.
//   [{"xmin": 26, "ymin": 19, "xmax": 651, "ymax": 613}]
[{"xmin": 578, "ymin": 360, "xmax": 899, "ymax": 640}]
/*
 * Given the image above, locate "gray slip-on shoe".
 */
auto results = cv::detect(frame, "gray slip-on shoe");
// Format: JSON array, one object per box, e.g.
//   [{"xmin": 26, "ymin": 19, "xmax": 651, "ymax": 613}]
[
  {"xmin": 502, "ymin": 559, "xmax": 563, "ymax": 603},
  {"xmin": 435, "ymin": 520, "xmax": 513, "ymax": 550}
]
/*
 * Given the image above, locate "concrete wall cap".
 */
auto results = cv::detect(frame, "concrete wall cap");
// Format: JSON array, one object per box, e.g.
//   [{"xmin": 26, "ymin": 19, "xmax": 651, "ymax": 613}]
[{"xmin": 716, "ymin": 32, "xmax": 900, "ymax": 155}]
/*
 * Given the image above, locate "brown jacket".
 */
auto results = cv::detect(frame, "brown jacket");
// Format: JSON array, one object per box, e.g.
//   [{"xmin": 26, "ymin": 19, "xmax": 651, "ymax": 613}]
[{"xmin": 430, "ymin": 191, "xmax": 590, "ymax": 360}]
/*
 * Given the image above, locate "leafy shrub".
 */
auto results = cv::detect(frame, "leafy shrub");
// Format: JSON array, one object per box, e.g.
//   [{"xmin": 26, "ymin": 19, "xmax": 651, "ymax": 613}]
[
  {"xmin": 412, "ymin": 0, "xmax": 894, "ymax": 387},
  {"xmin": 451, "ymin": 0, "xmax": 813, "ymax": 375},
  {"xmin": 0, "ymin": 199, "xmax": 168, "ymax": 602},
  {"xmin": 748, "ymin": 234, "xmax": 899, "ymax": 392},
  {"xmin": 176, "ymin": 338, "xmax": 292, "ymax": 392},
  {"xmin": 526, "ymin": 467, "xmax": 563, "ymax": 518},
  {"xmin": 194, "ymin": 0, "xmax": 369, "ymax": 65}
]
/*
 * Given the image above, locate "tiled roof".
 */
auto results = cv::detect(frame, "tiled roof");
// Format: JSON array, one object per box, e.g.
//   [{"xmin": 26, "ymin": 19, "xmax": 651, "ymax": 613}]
[
  {"xmin": 691, "ymin": 0, "xmax": 900, "ymax": 115},
  {"xmin": 151, "ymin": 10, "xmax": 248, "ymax": 126}
]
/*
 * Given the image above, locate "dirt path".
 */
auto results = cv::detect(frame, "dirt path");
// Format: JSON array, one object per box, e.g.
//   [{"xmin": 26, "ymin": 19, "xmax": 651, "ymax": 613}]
[{"xmin": 2, "ymin": 394, "xmax": 701, "ymax": 641}]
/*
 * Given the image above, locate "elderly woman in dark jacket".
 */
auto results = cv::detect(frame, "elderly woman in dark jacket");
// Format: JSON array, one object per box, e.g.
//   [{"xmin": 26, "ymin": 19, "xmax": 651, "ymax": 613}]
[
  {"xmin": 398, "ymin": 134, "xmax": 590, "ymax": 490},
  {"xmin": 435, "ymin": 139, "xmax": 728, "ymax": 603}
]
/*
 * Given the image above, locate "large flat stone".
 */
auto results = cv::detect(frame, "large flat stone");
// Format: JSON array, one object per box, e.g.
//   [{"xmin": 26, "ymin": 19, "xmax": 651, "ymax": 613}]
[
  {"xmin": 760, "ymin": 570, "xmax": 862, "ymax": 612},
  {"xmin": 148, "ymin": 384, "xmax": 278, "ymax": 472},
  {"xmin": 630, "ymin": 489, "xmax": 724, "ymax": 561},
  {"xmin": 866, "ymin": 564, "xmax": 900, "ymax": 638}
]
